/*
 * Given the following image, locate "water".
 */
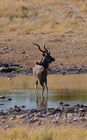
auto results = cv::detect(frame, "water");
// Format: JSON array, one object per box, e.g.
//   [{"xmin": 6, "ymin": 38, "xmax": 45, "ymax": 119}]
[{"xmin": 0, "ymin": 74, "xmax": 87, "ymax": 110}]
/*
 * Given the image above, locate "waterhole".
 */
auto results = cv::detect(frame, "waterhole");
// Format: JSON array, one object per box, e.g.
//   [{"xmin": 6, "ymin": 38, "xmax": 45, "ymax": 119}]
[{"xmin": 0, "ymin": 74, "xmax": 87, "ymax": 110}]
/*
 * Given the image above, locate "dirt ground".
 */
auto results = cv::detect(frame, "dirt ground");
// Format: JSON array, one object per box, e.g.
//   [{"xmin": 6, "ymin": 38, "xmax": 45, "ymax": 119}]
[{"xmin": 0, "ymin": 0, "xmax": 87, "ymax": 74}]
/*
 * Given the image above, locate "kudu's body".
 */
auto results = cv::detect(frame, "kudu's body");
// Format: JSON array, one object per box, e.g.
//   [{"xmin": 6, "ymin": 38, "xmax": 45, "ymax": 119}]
[{"xmin": 33, "ymin": 43, "xmax": 55, "ymax": 97}]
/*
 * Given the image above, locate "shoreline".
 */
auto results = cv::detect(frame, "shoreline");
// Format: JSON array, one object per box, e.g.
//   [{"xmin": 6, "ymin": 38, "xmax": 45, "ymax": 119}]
[
  {"xmin": 0, "ymin": 63, "xmax": 87, "ymax": 77},
  {"xmin": 0, "ymin": 103, "xmax": 87, "ymax": 129}
]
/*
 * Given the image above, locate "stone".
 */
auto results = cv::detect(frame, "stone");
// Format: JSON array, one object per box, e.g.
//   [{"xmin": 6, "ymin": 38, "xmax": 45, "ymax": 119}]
[
  {"xmin": 0, "ymin": 63, "xmax": 9, "ymax": 67},
  {"xmin": 21, "ymin": 51, "xmax": 26, "ymax": 54},
  {"xmin": 79, "ymin": 117, "xmax": 85, "ymax": 122},
  {"xmin": 64, "ymin": 104, "xmax": 70, "ymax": 107},
  {"xmin": 36, "ymin": 114, "xmax": 45, "ymax": 118},
  {"xmin": 21, "ymin": 105, "xmax": 26, "ymax": 108},
  {"xmin": 73, "ymin": 117, "xmax": 79, "ymax": 122},
  {"xmin": 37, "ymin": 120, "xmax": 41, "ymax": 125},
  {"xmin": 5, "ymin": 125, "xmax": 10, "ymax": 129},
  {"xmin": 0, "ymin": 67, "xmax": 16, "ymax": 73},
  {"xmin": 7, "ymin": 98, "xmax": 12, "ymax": 101},
  {"xmin": 28, "ymin": 118, "xmax": 38, "ymax": 124},
  {"xmin": 58, "ymin": 101, "xmax": 63, "ymax": 106},
  {"xmin": 19, "ymin": 121, "xmax": 25, "ymax": 125},
  {"xmin": 10, "ymin": 116, "xmax": 16, "ymax": 120},
  {"xmin": 2, "ymin": 119, "xmax": 5, "ymax": 124},
  {"xmin": 18, "ymin": 115, "xmax": 26, "ymax": 119},
  {"xmin": 0, "ymin": 96, "xmax": 6, "ymax": 99},
  {"xmin": 53, "ymin": 120, "xmax": 58, "ymax": 124},
  {"xmin": 50, "ymin": 108, "xmax": 62, "ymax": 115}
]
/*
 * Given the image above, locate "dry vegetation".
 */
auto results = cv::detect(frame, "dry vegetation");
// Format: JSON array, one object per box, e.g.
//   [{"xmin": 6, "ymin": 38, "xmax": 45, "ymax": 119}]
[
  {"xmin": 0, "ymin": 126, "xmax": 87, "ymax": 140},
  {"xmin": 0, "ymin": 0, "xmax": 87, "ymax": 137},
  {"xmin": 0, "ymin": 0, "xmax": 87, "ymax": 67},
  {"xmin": 0, "ymin": 0, "xmax": 87, "ymax": 34}
]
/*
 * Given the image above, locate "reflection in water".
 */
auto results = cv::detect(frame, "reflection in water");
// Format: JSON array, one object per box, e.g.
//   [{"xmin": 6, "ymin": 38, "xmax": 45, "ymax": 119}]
[
  {"xmin": 0, "ymin": 74, "xmax": 87, "ymax": 110},
  {"xmin": 0, "ymin": 89, "xmax": 87, "ymax": 110},
  {"xmin": 35, "ymin": 94, "xmax": 48, "ymax": 110}
]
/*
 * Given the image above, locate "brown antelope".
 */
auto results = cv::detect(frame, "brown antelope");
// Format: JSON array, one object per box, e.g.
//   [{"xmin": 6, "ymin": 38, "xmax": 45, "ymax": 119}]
[{"xmin": 33, "ymin": 43, "xmax": 55, "ymax": 98}]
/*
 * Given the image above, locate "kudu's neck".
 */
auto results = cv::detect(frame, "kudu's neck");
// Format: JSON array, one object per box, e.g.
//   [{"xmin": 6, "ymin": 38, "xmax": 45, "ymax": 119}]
[
  {"xmin": 36, "ymin": 56, "xmax": 50, "ymax": 70},
  {"xmin": 40, "ymin": 56, "xmax": 49, "ymax": 69}
]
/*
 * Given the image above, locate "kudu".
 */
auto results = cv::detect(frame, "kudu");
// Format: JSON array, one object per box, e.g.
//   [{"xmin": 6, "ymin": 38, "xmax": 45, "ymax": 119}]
[{"xmin": 33, "ymin": 43, "xmax": 55, "ymax": 98}]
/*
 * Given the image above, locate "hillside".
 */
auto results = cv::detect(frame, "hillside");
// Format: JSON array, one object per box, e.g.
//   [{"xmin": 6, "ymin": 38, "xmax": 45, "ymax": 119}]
[{"xmin": 0, "ymin": 0, "xmax": 87, "ymax": 74}]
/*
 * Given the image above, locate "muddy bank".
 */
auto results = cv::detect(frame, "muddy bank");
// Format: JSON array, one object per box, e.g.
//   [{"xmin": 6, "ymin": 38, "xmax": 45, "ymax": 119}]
[
  {"xmin": 0, "ymin": 62, "xmax": 87, "ymax": 77},
  {"xmin": 0, "ymin": 103, "xmax": 87, "ymax": 129}
]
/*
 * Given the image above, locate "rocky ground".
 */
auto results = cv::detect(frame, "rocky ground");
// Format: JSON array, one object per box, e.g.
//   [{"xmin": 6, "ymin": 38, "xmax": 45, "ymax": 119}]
[
  {"xmin": 0, "ymin": 102, "xmax": 87, "ymax": 129},
  {"xmin": 0, "ymin": 0, "xmax": 87, "ymax": 77},
  {"xmin": 0, "ymin": 0, "xmax": 87, "ymax": 130},
  {"xmin": 1, "ymin": 61, "xmax": 87, "ymax": 77}
]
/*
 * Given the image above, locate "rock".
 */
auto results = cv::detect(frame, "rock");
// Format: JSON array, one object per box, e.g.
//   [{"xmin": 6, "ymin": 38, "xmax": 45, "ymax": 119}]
[
  {"xmin": 7, "ymin": 98, "xmax": 12, "ymax": 101},
  {"xmin": 18, "ymin": 115, "xmax": 26, "ymax": 119},
  {"xmin": 37, "ymin": 120, "xmax": 41, "ymax": 125},
  {"xmin": 21, "ymin": 51, "xmax": 26, "ymax": 54},
  {"xmin": 0, "ymin": 63, "xmax": 9, "ymax": 67},
  {"xmin": 67, "ymin": 113, "xmax": 74, "ymax": 119},
  {"xmin": 0, "ymin": 67, "xmax": 16, "ymax": 73},
  {"xmin": 11, "ymin": 105, "xmax": 21, "ymax": 112},
  {"xmin": 10, "ymin": 64, "xmax": 20, "ymax": 67},
  {"xmin": 2, "ymin": 119, "xmax": 5, "ymax": 124},
  {"xmin": 36, "ymin": 114, "xmax": 45, "ymax": 118},
  {"xmin": 79, "ymin": 117, "xmax": 85, "ymax": 122},
  {"xmin": 73, "ymin": 117, "xmax": 79, "ymax": 122},
  {"xmin": 50, "ymin": 108, "xmax": 62, "ymax": 115},
  {"xmin": 74, "ymin": 104, "xmax": 81, "ymax": 108},
  {"xmin": 64, "ymin": 104, "xmax": 70, "ymax": 107},
  {"xmin": 0, "ymin": 111, "xmax": 6, "ymax": 115},
  {"xmin": 1, "ymin": 47, "xmax": 8, "ymax": 50},
  {"xmin": 65, "ymin": 107, "xmax": 74, "ymax": 113},
  {"xmin": 53, "ymin": 120, "xmax": 58, "ymax": 124},
  {"xmin": 28, "ymin": 118, "xmax": 38, "ymax": 124},
  {"xmin": 8, "ymin": 78, "xmax": 11, "ymax": 80},
  {"xmin": 30, "ymin": 109, "xmax": 38, "ymax": 114},
  {"xmin": 58, "ymin": 101, "xmax": 63, "ymax": 106},
  {"xmin": 5, "ymin": 125, "xmax": 10, "ymax": 129},
  {"xmin": 0, "ymin": 104, "xmax": 4, "ymax": 105},
  {"xmin": 20, "ymin": 105, "xmax": 26, "ymax": 108},
  {"xmin": 10, "ymin": 116, "xmax": 16, "ymax": 120},
  {"xmin": 19, "ymin": 121, "xmax": 25, "ymax": 125},
  {"xmin": 0, "ymin": 96, "xmax": 6, "ymax": 99}
]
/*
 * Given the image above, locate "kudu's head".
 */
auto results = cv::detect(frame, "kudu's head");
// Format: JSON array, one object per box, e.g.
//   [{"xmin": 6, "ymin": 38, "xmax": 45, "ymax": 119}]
[{"xmin": 33, "ymin": 43, "xmax": 55, "ymax": 69}]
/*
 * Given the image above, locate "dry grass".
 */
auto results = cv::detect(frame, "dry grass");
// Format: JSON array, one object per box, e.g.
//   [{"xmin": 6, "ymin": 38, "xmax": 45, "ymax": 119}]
[
  {"xmin": 0, "ymin": 0, "xmax": 87, "ymax": 34},
  {"xmin": 0, "ymin": 126, "xmax": 87, "ymax": 140},
  {"xmin": 0, "ymin": 0, "xmax": 87, "ymax": 67}
]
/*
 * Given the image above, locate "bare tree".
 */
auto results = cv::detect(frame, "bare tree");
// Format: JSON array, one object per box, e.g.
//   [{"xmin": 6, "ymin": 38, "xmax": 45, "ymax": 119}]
[{"xmin": 33, "ymin": 43, "xmax": 55, "ymax": 98}]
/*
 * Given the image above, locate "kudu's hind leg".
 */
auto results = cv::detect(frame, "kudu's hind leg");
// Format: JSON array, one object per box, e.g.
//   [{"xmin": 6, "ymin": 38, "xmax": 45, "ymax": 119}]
[
  {"xmin": 35, "ymin": 79, "xmax": 38, "ymax": 103},
  {"xmin": 40, "ymin": 82, "xmax": 45, "ymax": 96},
  {"xmin": 35, "ymin": 79, "xmax": 38, "ymax": 94},
  {"xmin": 45, "ymin": 79, "xmax": 48, "ymax": 99}
]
